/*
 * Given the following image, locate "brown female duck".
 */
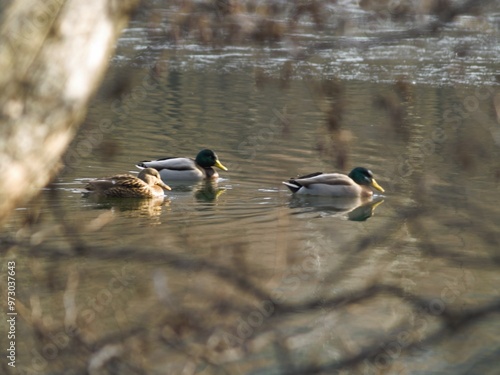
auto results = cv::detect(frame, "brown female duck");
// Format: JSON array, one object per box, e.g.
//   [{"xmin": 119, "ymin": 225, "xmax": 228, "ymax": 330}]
[{"xmin": 85, "ymin": 168, "xmax": 171, "ymax": 198}]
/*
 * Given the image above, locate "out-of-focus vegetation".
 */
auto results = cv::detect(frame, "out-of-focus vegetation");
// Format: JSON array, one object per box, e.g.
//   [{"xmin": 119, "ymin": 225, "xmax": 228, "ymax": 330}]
[
  {"xmin": 138, "ymin": 0, "xmax": 497, "ymax": 45},
  {"xmin": 0, "ymin": 0, "xmax": 139, "ymax": 224}
]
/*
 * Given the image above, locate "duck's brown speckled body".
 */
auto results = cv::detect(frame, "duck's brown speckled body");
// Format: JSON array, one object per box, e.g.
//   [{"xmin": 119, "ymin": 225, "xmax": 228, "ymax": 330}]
[{"xmin": 85, "ymin": 168, "xmax": 171, "ymax": 198}]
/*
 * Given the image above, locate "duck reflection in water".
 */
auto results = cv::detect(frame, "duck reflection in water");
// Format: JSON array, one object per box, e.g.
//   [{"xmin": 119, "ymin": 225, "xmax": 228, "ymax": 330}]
[
  {"xmin": 151, "ymin": 177, "xmax": 226, "ymax": 203},
  {"xmin": 288, "ymin": 196, "xmax": 384, "ymax": 221},
  {"xmin": 194, "ymin": 181, "xmax": 226, "ymax": 202}
]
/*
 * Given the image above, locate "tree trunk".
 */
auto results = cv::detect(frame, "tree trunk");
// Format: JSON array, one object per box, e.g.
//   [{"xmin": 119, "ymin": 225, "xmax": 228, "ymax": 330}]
[{"xmin": 0, "ymin": 0, "xmax": 139, "ymax": 224}]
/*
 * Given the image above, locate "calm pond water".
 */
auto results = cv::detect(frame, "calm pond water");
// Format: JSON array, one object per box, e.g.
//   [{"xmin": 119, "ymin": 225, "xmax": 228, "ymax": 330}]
[{"xmin": 2, "ymin": 2, "xmax": 500, "ymax": 374}]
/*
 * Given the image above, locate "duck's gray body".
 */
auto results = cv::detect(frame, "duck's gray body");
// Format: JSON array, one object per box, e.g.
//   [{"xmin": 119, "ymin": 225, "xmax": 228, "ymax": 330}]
[
  {"xmin": 137, "ymin": 149, "xmax": 227, "ymax": 182},
  {"xmin": 283, "ymin": 168, "xmax": 384, "ymax": 198}
]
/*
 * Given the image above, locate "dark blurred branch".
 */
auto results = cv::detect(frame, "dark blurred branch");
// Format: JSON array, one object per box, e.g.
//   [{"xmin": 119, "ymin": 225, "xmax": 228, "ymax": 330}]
[
  {"xmin": 10, "ymin": 215, "xmax": 499, "ymax": 300},
  {"xmin": 6, "ymin": 227, "xmax": 498, "ymax": 374},
  {"xmin": 28, "ymin": 243, "xmax": 273, "ymax": 301},
  {"xmin": 279, "ymin": 298, "xmax": 500, "ymax": 375},
  {"xmin": 15, "ymin": 240, "xmax": 500, "ymax": 322}
]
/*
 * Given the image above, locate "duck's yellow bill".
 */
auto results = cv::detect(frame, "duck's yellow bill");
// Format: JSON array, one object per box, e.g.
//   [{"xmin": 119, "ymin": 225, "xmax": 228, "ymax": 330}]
[
  {"xmin": 371, "ymin": 179, "xmax": 384, "ymax": 193},
  {"xmin": 160, "ymin": 182, "xmax": 172, "ymax": 191},
  {"xmin": 214, "ymin": 159, "xmax": 228, "ymax": 171}
]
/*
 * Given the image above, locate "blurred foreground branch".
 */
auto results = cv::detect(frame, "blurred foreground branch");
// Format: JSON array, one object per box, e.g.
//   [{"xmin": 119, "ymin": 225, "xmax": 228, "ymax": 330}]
[
  {"xmin": 8, "ymin": 237, "xmax": 500, "ymax": 374},
  {"xmin": 0, "ymin": 0, "xmax": 139, "ymax": 225}
]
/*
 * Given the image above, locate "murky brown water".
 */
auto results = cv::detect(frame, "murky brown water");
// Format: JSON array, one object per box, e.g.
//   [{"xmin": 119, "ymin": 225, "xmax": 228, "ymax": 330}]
[{"xmin": 2, "ymin": 2, "xmax": 500, "ymax": 374}]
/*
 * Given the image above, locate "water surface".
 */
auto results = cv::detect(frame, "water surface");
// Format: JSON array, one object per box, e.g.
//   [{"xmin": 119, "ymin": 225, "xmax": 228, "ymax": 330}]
[{"xmin": 2, "ymin": 2, "xmax": 500, "ymax": 374}]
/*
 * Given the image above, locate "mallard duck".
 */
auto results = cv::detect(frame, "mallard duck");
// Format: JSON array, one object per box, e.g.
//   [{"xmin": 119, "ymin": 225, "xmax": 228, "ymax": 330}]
[
  {"xmin": 283, "ymin": 167, "xmax": 384, "ymax": 197},
  {"xmin": 136, "ymin": 149, "xmax": 228, "ymax": 181},
  {"xmin": 84, "ymin": 168, "xmax": 171, "ymax": 198}
]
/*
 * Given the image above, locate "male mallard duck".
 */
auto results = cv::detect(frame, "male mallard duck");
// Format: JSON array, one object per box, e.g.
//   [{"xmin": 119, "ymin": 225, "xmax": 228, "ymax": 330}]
[
  {"xmin": 136, "ymin": 149, "xmax": 228, "ymax": 181},
  {"xmin": 283, "ymin": 167, "xmax": 384, "ymax": 197},
  {"xmin": 84, "ymin": 168, "xmax": 171, "ymax": 198}
]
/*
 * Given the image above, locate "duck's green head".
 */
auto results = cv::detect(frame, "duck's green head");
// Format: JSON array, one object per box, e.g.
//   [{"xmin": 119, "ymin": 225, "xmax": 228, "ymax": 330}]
[
  {"xmin": 196, "ymin": 149, "xmax": 228, "ymax": 171},
  {"xmin": 348, "ymin": 167, "xmax": 384, "ymax": 192}
]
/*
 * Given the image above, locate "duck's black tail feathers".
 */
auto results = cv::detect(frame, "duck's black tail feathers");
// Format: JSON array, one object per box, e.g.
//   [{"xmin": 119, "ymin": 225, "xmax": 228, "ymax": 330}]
[{"xmin": 282, "ymin": 180, "xmax": 301, "ymax": 193}]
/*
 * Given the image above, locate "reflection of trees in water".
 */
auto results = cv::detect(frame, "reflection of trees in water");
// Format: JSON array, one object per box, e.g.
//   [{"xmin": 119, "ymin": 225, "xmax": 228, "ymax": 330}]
[{"xmin": 142, "ymin": 0, "xmax": 498, "ymax": 47}]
